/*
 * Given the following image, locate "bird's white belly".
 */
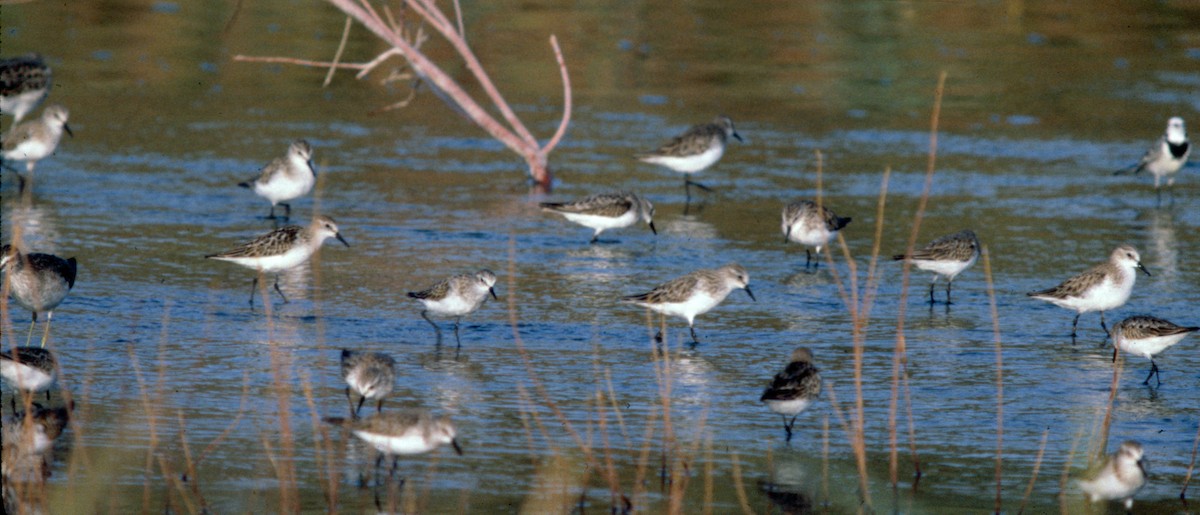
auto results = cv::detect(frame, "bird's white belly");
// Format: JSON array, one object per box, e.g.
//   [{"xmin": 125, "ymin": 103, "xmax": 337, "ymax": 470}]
[
  {"xmin": 914, "ymin": 258, "xmax": 973, "ymax": 279},
  {"xmin": 1118, "ymin": 333, "xmax": 1189, "ymax": 360},
  {"xmin": 786, "ymin": 223, "xmax": 833, "ymax": 248},
  {"xmin": 354, "ymin": 430, "xmax": 435, "ymax": 455},
  {"xmin": 644, "ymin": 145, "xmax": 724, "ymax": 174},
  {"xmin": 642, "ymin": 292, "xmax": 722, "ymax": 322},
  {"xmin": 217, "ymin": 245, "xmax": 313, "ymax": 273},
  {"xmin": 3, "ymin": 139, "xmax": 53, "ymax": 161},
  {"xmin": 561, "ymin": 210, "xmax": 636, "ymax": 231},
  {"xmin": 421, "ymin": 295, "xmax": 481, "ymax": 317},
  {"xmin": 764, "ymin": 398, "xmax": 812, "ymax": 416},
  {"xmin": 257, "ymin": 173, "xmax": 315, "ymax": 204},
  {"xmin": 0, "ymin": 362, "xmax": 55, "ymax": 391}
]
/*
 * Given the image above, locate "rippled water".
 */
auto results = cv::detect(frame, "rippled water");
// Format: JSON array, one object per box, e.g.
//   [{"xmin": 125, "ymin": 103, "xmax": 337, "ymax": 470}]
[{"xmin": 3, "ymin": 0, "xmax": 1200, "ymax": 512}]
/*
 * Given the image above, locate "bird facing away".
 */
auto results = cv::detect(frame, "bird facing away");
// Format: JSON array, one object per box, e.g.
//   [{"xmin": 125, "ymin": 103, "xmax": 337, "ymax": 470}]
[
  {"xmin": 1078, "ymin": 441, "xmax": 1146, "ymax": 512},
  {"xmin": 328, "ymin": 410, "xmax": 463, "ymax": 457},
  {"xmin": 621, "ymin": 263, "xmax": 755, "ymax": 345},
  {"xmin": 0, "ymin": 54, "xmax": 52, "ymax": 124},
  {"xmin": 1111, "ymin": 315, "xmax": 1198, "ymax": 387},
  {"xmin": 0, "ymin": 347, "xmax": 57, "ymax": 410},
  {"xmin": 539, "ymin": 191, "xmax": 656, "ymax": 244},
  {"xmin": 782, "ymin": 200, "xmax": 852, "ymax": 271},
  {"xmin": 1027, "ymin": 245, "xmax": 1149, "ymax": 340},
  {"xmin": 205, "ymin": 215, "xmax": 350, "ymax": 307},
  {"xmin": 1115, "ymin": 117, "xmax": 1190, "ymax": 205},
  {"xmin": 2, "ymin": 104, "xmax": 72, "ymax": 190},
  {"xmin": 0, "ymin": 244, "xmax": 77, "ymax": 347},
  {"xmin": 238, "ymin": 139, "xmax": 316, "ymax": 220},
  {"xmin": 893, "ymin": 229, "xmax": 980, "ymax": 304},
  {"xmin": 760, "ymin": 347, "xmax": 821, "ymax": 443},
  {"xmin": 2, "ymin": 402, "xmax": 70, "ymax": 457},
  {"xmin": 341, "ymin": 349, "xmax": 396, "ymax": 418},
  {"xmin": 636, "ymin": 115, "xmax": 743, "ymax": 201},
  {"xmin": 407, "ymin": 270, "xmax": 498, "ymax": 347}
]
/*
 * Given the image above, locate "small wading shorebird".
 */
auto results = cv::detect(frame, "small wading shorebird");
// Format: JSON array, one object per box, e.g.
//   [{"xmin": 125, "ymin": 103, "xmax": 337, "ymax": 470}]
[
  {"xmin": 324, "ymin": 410, "xmax": 463, "ymax": 489},
  {"xmin": 622, "ymin": 263, "xmax": 755, "ymax": 345},
  {"xmin": 205, "ymin": 215, "xmax": 350, "ymax": 307},
  {"xmin": 2, "ymin": 104, "xmax": 72, "ymax": 191},
  {"xmin": 1115, "ymin": 117, "xmax": 1190, "ymax": 205},
  {"xmin": 3, "ymin": 402, "xmax": 71, "ymax": 458},
  {"xmin": 1111, "ymin": 315, "xmax": 1198, "ymax": 387},
  {"xmin": 636, "ymin": 115, "xmax": 743, "ymax": 202},
  {"xmin": 893, "ymin": 229, "xmax": 980, "ymax": 304},
  {"xmin": 341, "ymin": 349, "xmax": 396, "ymax": 418},
  {"xmin": 539, "ymin": 191, "xmax": 656, "ymax": 244},
  {"xmin": 1027, "ymin": 245, "xmax": 1149, "ymax": 340},
  {"xmin": 1078, "ymin": 441, "xmax": 1146, "ymax": 512},
  {"xmin": 0, "ymin": 347, "xmax": 57, "ymax": 411},
  {"xmin": 239, "ymin": 139, "xmax": 316, "ymax": 220},
  {"xmin": 760, "ymin": 347, "xmax": 821, "ymax": 443},
  {"xmin": 782, "ymin": 200, "xmax": 851, "ymax": 271},
  {"xmin": 1, "ymin": 54, "xmax": 52, "ymax": 125},
  {"xmin": 407, "ymin": 270, "xmax": 498, "ymax": 347},
  {"xmin": 0, "ymin": 244, "xmax": 77, "ymax": 348}
]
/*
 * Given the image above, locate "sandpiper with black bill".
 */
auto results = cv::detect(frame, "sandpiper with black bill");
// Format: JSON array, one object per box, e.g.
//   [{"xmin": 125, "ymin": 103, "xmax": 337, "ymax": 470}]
[
  {"xmin": 205, "ymin": 215, "xmax": 350, "ymax": 307},
  {"xmin": 893, "ymin": 229, "xmax": 980, "ymax": 304},
  {"xmin": 0, "ymin": 244, "xmax": 77, "ymax": 348},
  {"xmin": 621, "ymin": 263, "xmax": 755, "ymax": 345},
  {"xmin": 637, "ymin": 115, "xmax": 743, "ymax": 202},
  {"xmin": 1027, "ymin": 245, "xmax": 1149, "ymax": 340},
  {"xmin": 0, "ymin": 347, "xmax": 56, "ymax": 411},
  {"xmin": 0, "ymin": 54, "xmax": 52, "ymax": 125},
  {"xmin": 1078, "ymin": 441, "xmax": 1146, "ymax": 512},
  {"xmin": 760, "ymin": 347, "xmax": 821, "ymax": 443},
  {"xmin": 1115, "ymin": 117, "xmax": 1190, "ymax": 206},
  {"xmin": 782, "ymin": 200, "xmax": 851, "ymax": 271},
  {"xmin": 2, "ymin": 104, "xmax": 72, "ymax": 191},
  {"xmin": 239, "ymin": 139, "xmax": 316, "ymax": 220},
  {"xmin": 341, "ymin": 349, "xmax": 396, "ymax": 418},
  {"xmin": 540, "ymin": 191, "xmax": 656, "ymax": 244},
  {"xmin": 1111, "ymin": 315, "xmax": 1198, "ymax": 387},
  {"xmin": 408, "ymin": 270, "xmax": 498, "ymax": 347}
]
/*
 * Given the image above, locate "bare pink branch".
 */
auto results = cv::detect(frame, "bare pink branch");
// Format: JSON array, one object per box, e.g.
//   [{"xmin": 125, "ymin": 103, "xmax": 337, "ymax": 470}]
[
  {"xmin": 323, "ymin": 16, "xmax": 354, "ymax": 87},
  {"xmin": 233, "ymin": 55, "xmax": 372, "ymax": 70},
  {"xmin": 407, "ymin": 0, "xmax": 540, "ymax": 148},
  {"xmin": 354, "ymin": 49, "xmax": 404, "ymax": 80},
  {"xmin": 540, "ymin": 34, "xmax": 572, "ymax": 158}
]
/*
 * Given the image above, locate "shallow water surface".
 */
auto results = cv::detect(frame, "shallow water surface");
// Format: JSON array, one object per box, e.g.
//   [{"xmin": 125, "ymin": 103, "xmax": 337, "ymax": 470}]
[{"xmin": 3, "ymin": 0, "xmax": 1200, "ymax": 512}]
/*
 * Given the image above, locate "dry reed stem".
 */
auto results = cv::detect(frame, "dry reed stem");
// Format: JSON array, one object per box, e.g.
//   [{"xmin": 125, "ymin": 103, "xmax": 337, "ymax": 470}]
[
  {"xmin": 175, "ymin": 409, "xmax": 205, "ymax": 509},
  {"xmin": 983, "ymin": 247, "xmax": 1004, "ymax": 512},
  {"xmin": 730, "ymin": 451, "xmax": 754, "ymax": 515},
  {"xmin": 888, "ymin": 71, "xmax": 946, "ymax": 494},
  {"xmin": 703, "ymin": 434, "xmax": 714, "ymax": 515},
  {"xmin": 1017, "ymin": 427, "xmax": 1051, "ymax": 514},
  {"xmin": 195, "ymin": 371, "xmax": 252, "ymax": 465},
  {"xmin": 1182, "ymin": 419, "xmax": 1200, "ymax": 502},
  {"xmin": 595, "ymin": 390, "xmax": 622, "ymax": 511},
  {"xmin": 300, "ymin": 372, "xmax": 339, "ymax": 509},
  {"xmin": 822, "ymin": 414, "xmax": 831, "ymax": 510},
  {"xmin": 823, "ymin": 382, "xmax": 870, "ymax": 507},
  {"xmin": 128, "ymin": 343, "xmax": 160, "ymax": 513},
  {"xmin": 155, "ymin": 453, "xmax": 198, "ymax": 514},
  {"xmin": 1058, "ymin": 427, "xmax": 1084, "ymax": 514},
  {"xmin": 604, "ymin": 367, "xmax": 629, "ymax": 440},
  {"xmin": 1097, "ymin": 351, "xmax": 1124, "ymax": 461},
  {"xmin": 631, "ymin": 404, "xmax": 661, "ymax": 510}
]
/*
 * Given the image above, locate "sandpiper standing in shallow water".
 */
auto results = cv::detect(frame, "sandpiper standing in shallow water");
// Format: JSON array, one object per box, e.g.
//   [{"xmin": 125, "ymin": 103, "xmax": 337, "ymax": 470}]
[
  {"xmin": 1078, "ymin": 441, "xmax": 1146, "ymax": 512},
  {"xmin": 622, "ymin": 263, "xmax": 755, "ymax": 344},
  {"xmin": 893, "ymin": 229, "xmax": 980, "ymax": 304},
  {"xmin": 637, "ymin": 115, "xmax": 743, "ymax": 202},
  {"xmin": 1027, "ymin": 245, "xmax": 1149, "ymax": 340},
  {"xmin": 407, "ymin": 270, "xmax": 498, "ymax": 347},
  {"xmin": 0, "ymin": 54, "xmax": 51, "ymax": 125},
  {"xmin": 539, "ymin": 191, "xmax": 656, "ymax": 244},
  {"xmin": 0, "ymin": 244, "xmax": 77, "ymax": 347},
  {"xmin": 205, "ymin": 215, "xmax": 350, "ymax": 307},
  {"xmin": 760, "ymin": 347, "xmax": 821, "ymax": 443},
  {"xmin": 2, "ymin": 104, "xmax": 72, "ymax": 191},
  {"xmin": 1111, "ymin": 315, "xmax": 1198, "ymax": 386},
  {"xmin": 341, "ymin": 349, "xmax": 396, "ymax": 418},
  {"xmin": 239, "ymin": 139, "xmax": 316, "ymax": 220},
  {"xmin": 1115, "ymin": 117, "xmax": 1190, "ymax": 205},
  {"xmin": 782, "ymin": 200, "xmax": 851, "ymax": 271},
  {"xmin": 0, "ymin": 347, "xmax": 57, "ymax": 410}
]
